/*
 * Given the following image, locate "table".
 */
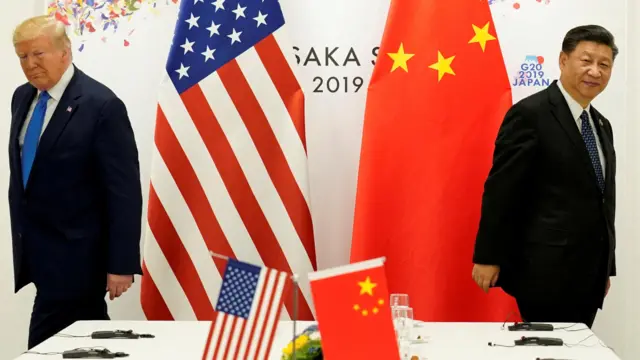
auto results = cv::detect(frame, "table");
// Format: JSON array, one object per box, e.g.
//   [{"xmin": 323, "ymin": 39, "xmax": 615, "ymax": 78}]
[{"xmin": 13, "ymin": 320, "xmax": 621, "ymax": 359}]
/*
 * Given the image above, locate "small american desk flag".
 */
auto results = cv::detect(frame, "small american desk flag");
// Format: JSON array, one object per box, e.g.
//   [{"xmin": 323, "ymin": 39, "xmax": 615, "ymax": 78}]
[
  {"xmin": 202, "ymin": 258, "xmax": 290, "ymax": 360},
  {"xmin": 140, "ymin": 0, "xmax": 316, "ymax": 322}
]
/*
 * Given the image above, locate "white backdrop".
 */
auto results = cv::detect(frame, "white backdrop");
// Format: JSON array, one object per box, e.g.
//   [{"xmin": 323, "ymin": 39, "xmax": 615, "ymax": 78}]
[{"xmin": 0, "ymin": 0, "xmax": 638, "ymax": 359}]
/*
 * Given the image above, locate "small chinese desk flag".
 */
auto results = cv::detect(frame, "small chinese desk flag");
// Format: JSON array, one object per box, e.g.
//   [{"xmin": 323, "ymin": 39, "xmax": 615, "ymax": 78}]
[{"xmin": 308, "ymin": 257, "xmax": 400, "ymax": 359}]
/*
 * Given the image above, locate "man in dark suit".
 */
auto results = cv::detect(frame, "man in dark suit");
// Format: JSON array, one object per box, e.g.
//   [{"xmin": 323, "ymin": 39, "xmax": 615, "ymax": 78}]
[
  {"xmin": 11, "ymin": 15, "xmax": 143, "ymax": 348},
  {"xmin": 471, "ymin": 25, "xmax": 618, "ymax": 328}
]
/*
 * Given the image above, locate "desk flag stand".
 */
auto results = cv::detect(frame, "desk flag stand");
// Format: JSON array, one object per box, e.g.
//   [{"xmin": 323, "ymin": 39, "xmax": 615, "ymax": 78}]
[{"xmin": 292, "ymin": 273, "xmax": 299, "ymax": 360}]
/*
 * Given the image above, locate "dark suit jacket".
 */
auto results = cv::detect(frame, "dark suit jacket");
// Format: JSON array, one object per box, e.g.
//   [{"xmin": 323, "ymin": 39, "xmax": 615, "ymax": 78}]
[
  {"xmin": 473, "ymin": 80, "xmax": 616, "ymax": 310},
  {"xmin": 9, "ymin": 65, "xmax": 143, "ymax": 300}
]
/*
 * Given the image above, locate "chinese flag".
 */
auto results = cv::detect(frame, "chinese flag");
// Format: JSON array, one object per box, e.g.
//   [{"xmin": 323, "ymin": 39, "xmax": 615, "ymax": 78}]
[
  {"xmin": 308, "ymin": 258, "xmax": 400, "ymax": 360},
  {"xmin": 350, "ymin": 0, "xmax": 520, "ymax": 321}
]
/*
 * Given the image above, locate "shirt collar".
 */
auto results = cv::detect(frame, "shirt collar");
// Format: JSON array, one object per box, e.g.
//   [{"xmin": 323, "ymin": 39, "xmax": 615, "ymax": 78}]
[
  {"xmin": 557, "ymin": 79, "xmax": 590, "ymax": 120},
  {"xmin": 38, "ymin": 64, "xmax": 75, "ymax": 102}
]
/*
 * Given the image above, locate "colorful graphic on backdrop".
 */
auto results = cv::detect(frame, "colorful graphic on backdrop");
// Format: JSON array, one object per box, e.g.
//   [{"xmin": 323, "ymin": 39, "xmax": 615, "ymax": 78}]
[{"xmin": 46, "ymin": 0, "xmax": 178, "ymax": 51}]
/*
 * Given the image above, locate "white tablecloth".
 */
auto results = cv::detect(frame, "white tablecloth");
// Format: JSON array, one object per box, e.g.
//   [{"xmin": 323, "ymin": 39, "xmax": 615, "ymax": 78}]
[{"xmin": 13, "ymin": 320, "xmax": 621, "ymax": 359}]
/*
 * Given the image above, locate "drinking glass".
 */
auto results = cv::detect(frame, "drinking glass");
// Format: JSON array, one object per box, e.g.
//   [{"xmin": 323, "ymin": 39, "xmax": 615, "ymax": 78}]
[
  {"xmin": 393, "ymin": 306, "xmax": 414, "ymax": 341},
  {"xmin": 390, "ymin": 293, "xmax": 410, "ymax": 309}
]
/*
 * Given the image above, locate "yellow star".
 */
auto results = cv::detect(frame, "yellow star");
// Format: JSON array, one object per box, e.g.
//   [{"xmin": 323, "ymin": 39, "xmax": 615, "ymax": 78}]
[
  {"xmin": 387, "ymin": 43, "xmax": 415, "ymax": 72},
  {"xmin": 358, "ymin": 276, "xmax": 377, "ymax": 296},
  {"xmin": 353, "ymin": 304, "xmax": 360, "ymax": 311},
  {"xmin": 362, "ymin": 309, "xmax": 369, "ymax": 316},
  {"xmin": 468, "ymin": 21, "xmax": 496, "ymax": 52},
  {"xmin": 372, "ymin": 307, "xmax": 379, "ymax": 314},
  {"xmin": 429, "ymin": 51, "xmax": 456, "ymax": 82}
]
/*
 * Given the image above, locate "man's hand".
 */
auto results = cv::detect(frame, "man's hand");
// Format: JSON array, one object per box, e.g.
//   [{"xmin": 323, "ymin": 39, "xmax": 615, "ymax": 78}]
[
  {"xmin": 107, "ymin": 274, "xmax": 133, "ymax": 300},
  {"xmin": 472, "ymin": 264, "xmax": 500, "ymax": 293},
  {"xmin": 605, "ymin": 277, "xmax": 611, "ymax": 297}
]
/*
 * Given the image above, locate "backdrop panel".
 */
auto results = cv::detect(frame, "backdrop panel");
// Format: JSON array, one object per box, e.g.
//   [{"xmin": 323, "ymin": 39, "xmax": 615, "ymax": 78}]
[{"xmin": 37, "ymin": 0, "xmax": 629, "ymax": 354}]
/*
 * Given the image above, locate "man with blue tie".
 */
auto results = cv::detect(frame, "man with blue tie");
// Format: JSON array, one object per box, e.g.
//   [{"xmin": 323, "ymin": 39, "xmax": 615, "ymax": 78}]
[
  {"xmin": 471, "ymin": 25, "xmax": 618, "ymax": 328},
  {"xmin": 10, "ymin": 15, "xmax": 143, "ymax": 348}
]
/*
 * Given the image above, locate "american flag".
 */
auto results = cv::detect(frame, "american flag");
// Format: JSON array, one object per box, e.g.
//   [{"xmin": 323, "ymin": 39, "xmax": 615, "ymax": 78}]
[
  {"xmin": 140, "ymin": 0, "xmax": 316, "ymax": 322},
  {"xmin": 202, "ymin": 258, "xmax": 290, "ymax": 359}
]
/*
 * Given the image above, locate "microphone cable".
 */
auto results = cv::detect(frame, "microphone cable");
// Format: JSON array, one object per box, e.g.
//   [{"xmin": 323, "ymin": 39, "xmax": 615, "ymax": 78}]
[
  {"xmin": 500, "ymin": 311, "xmax": 517, "ymax": 330},
  {"xmin": 564, "ymin": 333, "xmax": 617, "ymax": 353},
  {"xmin": 553, "ymin": 323, "xmax": 589, "ymax": 332},
  {"xmin": 487, "ymin": 341, "xmax": 516, "ymax": 348},
  {"xmin": 55, "ymin": 333, "xmax": 91, "ymax": 338}
]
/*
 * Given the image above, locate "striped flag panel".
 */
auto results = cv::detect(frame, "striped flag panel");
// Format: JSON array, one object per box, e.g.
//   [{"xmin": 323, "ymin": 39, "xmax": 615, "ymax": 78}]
[{"xmin": 140, "ymin": 0, "xmax": 316, "ymax": 323}]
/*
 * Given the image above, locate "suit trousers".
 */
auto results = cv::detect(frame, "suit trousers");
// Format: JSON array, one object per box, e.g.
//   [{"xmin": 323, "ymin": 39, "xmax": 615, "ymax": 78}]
[
  {"xmin": 28, "ymin": 291, "xmax": 109, "ymax": 349},
  {"xmin": 515, "ymin": 297, "xmax": 598, "ymax": 328}
]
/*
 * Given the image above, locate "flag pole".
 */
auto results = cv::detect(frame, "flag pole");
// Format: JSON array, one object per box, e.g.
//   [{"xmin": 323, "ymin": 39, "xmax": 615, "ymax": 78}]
[
  {"xmin": 209, "ymin": 251, "xmax": 229, "ymax": 262},
  {"xmin": 292, "ymin": 274, "xmax": 299, "ymax": 360},
  {"xmin": 209, "ymin": 251, "xmax": 297, "ymax": 279}
]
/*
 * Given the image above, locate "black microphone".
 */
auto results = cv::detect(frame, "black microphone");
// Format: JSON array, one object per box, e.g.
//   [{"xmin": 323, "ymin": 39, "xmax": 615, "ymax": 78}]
[
  {"xmin": 62, "ymin": 348, "xmax": 128, "ymax": 358},
  {"xmin": 515, "ymin": 336, "xmax": 563, "ymax": 346},
  {"xmin": 91, "ymin": 330, "xmax": 154, "ymax": 339},
  {"xmin": 508, "ymin": 322, "xmax": 554, "ymax": 331}
]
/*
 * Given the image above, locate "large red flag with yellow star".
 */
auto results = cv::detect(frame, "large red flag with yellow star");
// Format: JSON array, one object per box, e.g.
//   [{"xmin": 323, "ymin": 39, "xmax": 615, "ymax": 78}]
[{"xmin": 350, "ymin": 0, "xmax": 521, "ymax": 321}]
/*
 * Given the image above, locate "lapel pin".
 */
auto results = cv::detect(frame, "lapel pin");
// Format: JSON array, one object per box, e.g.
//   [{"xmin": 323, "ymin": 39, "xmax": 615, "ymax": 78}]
[
  {"xmin": 66, "ymin": 106, "xmax": 72, "ymax": 112},
  {"xmin": 599, "ymin": 118, "xmax": 603, "ymax": 126}
]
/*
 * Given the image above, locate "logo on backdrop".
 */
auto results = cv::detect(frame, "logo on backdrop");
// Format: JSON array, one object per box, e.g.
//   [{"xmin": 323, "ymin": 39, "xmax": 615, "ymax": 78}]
[
  {"xmin": 512, "ymin": 55, "xmax": 551, "ymax": 87},
  {"xmin": 293, "ymin": 46, "xmax": 379, "ymax": 94}
]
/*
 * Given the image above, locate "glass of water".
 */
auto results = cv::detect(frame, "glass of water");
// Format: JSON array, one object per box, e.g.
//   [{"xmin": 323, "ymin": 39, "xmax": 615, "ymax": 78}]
[
  {"xmin": 393, "ymin": 306, "xmax": 414, "ymax": 338},
  {"xmin": 390, "ymin": 293, "xmax": 410, "ymax": 309}
]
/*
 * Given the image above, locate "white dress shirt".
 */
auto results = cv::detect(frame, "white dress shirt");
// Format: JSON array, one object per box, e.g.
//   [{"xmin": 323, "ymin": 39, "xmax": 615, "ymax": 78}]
[
  {"xmin": 556, "ymin": 79, "xmax": 606, "ymax": 178},
  {"xmin": 19, "ymin": 65, "xmax": 75, "ymax": 148}
]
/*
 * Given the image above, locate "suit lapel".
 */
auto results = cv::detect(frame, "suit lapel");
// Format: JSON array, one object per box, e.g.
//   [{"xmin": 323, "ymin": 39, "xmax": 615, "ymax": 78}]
[
  {"xmin": 590, "ymin": 107, "xmax": 614, "ymax": 190},
  {"xmin": 9, "ymin": 87, "xmax": 37, "ymax": 190},
  {"xmin": 547, "ymin": 80, "xmax": 600, "ymax": 188},
  {"xmin": 33, "ymin": 69, "xmax": 83, "ymax": 162}
]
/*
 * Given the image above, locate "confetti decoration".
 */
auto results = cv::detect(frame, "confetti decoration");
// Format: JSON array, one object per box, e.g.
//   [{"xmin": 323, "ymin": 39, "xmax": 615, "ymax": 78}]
[{"xmin": 46, "ymin": 0, "xmax": 177, "ymax": 51}]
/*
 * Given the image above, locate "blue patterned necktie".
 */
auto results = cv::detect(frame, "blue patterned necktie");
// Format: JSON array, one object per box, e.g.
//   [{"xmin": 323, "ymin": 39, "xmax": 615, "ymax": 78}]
[
  {"xmin": 22, "ymin": 91, "xmax": 51, "ymax": 188},
  {"xmin": 580, "ymin": 110, "xmax": 604, "ymax": 192}
]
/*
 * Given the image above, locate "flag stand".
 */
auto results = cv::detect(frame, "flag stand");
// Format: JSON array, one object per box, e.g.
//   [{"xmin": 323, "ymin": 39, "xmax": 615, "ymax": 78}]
[{"xmin": 292, "ymin": 274, "xmax": 299, "ymax": 360}]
